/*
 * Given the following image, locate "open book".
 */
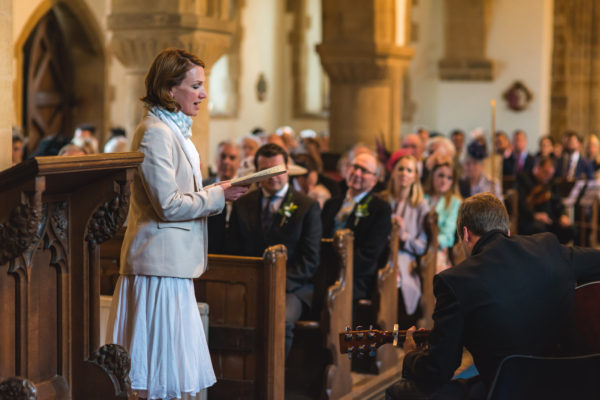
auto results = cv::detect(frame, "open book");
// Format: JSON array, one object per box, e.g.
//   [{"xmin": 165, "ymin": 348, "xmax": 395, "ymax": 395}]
[{"xmin": 204, "ymin": 164, "xmax": 286, "ymax": 189}]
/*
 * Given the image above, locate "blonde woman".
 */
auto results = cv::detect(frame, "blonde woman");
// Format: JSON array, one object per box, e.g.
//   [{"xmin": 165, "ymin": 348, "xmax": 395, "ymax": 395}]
[
  {"xmin": 424, "ymin": 153, "xmax": 462, "ymax": 273},
  {"xmin": 381, "ymin": 151, "xmax": 429, "ymax": 323}
]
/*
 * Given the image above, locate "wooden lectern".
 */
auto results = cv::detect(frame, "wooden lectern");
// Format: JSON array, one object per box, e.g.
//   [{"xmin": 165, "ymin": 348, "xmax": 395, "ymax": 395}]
[{"xmin": 0, "ymin": 153, "xmax": 143, "ymax": 399}]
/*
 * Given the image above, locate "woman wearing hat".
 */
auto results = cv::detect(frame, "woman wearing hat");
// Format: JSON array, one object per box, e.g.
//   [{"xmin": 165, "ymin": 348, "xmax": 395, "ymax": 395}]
[{"xmin": 458, "ymin": 137, "xmax": 503, "ymax": 200}]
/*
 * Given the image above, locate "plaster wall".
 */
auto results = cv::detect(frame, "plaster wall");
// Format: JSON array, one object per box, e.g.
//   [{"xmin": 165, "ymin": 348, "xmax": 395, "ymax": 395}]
[{"xmin": 406, "ymin": 0, "xmax": 554, "ymax": 152}]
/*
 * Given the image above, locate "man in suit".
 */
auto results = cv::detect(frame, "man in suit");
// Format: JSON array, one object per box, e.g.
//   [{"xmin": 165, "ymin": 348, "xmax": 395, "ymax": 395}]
[
  {"xmin": 517, "ymin": 156, "xmax": 574, "ymax": 244},
  {"xmin": 204, "ymin": 140, "xmax": 241, "ymax": 253},
  {"xmin": 555, "ymin": 131, "xmax": 593, "ymax": 180},
  {"xmin": 322, "ymin": 151, "xmax": 392, "ymax": 302},
  {"xmin": 385, "ymin": 193, "xmax": 600, "ymax": 400},
  {"xmin": 503, "ymin": 129, "xmax": 535, "ymax": 177},
  {"xmin": 227, "ymin": 143, "xmax": 322, "ymax": 357}
]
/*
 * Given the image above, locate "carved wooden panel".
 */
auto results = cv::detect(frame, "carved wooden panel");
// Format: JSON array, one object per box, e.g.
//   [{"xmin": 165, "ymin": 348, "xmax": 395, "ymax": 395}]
[
  {"xmin": 194, "ymin": 247, "xmax": 286, "ymax": 400},
  {"xmin": 0, "ymin": 153, "xmax": 143, "ymax": 399},
  {"xmin": 23, "ymin": 10, "xmax": 73, "ymax": 154}
]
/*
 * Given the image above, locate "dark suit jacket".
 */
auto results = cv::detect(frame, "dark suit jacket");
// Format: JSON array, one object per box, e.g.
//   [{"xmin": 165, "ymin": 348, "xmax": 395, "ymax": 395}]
[
  {"xmin": 207, "ymin": 206, "xmax": 227, "ymax": 254},
  {"xmin": 227, "ymin": 187, "xmax": 322, "ymax": 306},
  {"xmin": 402, "ymin": 231, "xmax": 600, "ymax": 395},
  {"xmin": 503, "ymin": 152, "xmax": 535, "ymax": 176},
  {"xmin": 321, "ymin": 192, "xmax": 392, "ymax": 300},
  {"xmin": 555, "ymin": 154, "xmax": 593, "ymax": 180}
]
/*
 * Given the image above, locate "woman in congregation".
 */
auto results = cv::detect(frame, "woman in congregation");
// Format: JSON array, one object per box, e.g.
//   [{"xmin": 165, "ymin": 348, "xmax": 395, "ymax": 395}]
[
  {"xmin": 380, "ymin": 150, "xmax": 429, "ymax": 327},
  {"xmin": 458, "ymin": 136, "xmax": 503, "ymax": 201},
  {"xmin": 423, "ymin": 153, "xmax": 462, "ymax": 273},
  {"xmin": 105, "ymin": 48, "xmax": 248, "ymax": 399}
]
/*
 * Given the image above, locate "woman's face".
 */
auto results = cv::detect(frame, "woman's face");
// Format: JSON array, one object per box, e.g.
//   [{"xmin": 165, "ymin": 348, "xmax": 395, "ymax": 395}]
[
  {"xmin": 392, "ymin": 157, "xmax": 417, "ymax": 190},
  {"xmin": 170, "ymin": 65, "xmax": 207, "ymax": 117},
  {"xmin": 540, "ymin": 138, "xmax": 553, "ymax": 157},
  {"xmin": 433, "ymin": 165, "xmax": 453, "ymax": 195}
]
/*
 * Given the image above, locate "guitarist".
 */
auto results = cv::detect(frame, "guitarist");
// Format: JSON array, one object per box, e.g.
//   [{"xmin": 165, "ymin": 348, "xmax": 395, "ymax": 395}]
[{"xmin": 385, "ymin": 193, "xmax": 600, "ymax": 400}]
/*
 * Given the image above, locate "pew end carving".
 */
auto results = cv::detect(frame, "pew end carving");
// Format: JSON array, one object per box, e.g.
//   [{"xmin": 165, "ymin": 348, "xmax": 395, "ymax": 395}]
[
  {"xmin": 286, "ymin": 229, "xmax": 354, "ymax": 399},
  {"xmin": 194, "ymin": 245, "xmax": 287, "ymax": 400},
  {"xmin": 0, "ymin": 153, "xmax": 143, "ymax": 400}
]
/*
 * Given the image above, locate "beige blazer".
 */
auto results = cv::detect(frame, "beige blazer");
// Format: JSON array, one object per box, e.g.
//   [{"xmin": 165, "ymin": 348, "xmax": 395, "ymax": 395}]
[{"xmin": 120, "ymin": 113, "xmax": 225, "ymax": 278}]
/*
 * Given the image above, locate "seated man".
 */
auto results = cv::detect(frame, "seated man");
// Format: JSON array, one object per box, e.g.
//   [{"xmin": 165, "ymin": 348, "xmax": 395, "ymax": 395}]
[
  {"xmin": 227, "ymin": 143, "xmax": 321, "ymax": 357},
  {"xmin": 321, "ymin": 151, "xmax": 392, "ymax": 304},
  {"xmin": 503, "ymin": 129, "xmax": 535, "ymax": 177},
  {"xmin": 517, "ymin": 156, "xmax": 574, "ymax": 244},
  {"xmin": 204, "ymin": 140, "xmax": 241, "ymax": 253},
  {"xmin": 386, "ymin": 193, "xmax": 600, "ymax": 400},
  {"xmin": 555, "ymin": 130, "xmax": 593, "ymax": 180}
]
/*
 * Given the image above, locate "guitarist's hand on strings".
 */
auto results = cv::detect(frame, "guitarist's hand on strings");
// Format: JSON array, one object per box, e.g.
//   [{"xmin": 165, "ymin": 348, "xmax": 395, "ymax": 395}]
[{"xmin": 403, "ymin": 326, "xmax": 427, "ymax": 354}]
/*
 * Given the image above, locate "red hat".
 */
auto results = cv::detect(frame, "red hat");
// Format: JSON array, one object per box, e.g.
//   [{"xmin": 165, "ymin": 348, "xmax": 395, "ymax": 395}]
[{"xmin": 386, "ymin": 148, "xmax": 412, "ymax": 172}]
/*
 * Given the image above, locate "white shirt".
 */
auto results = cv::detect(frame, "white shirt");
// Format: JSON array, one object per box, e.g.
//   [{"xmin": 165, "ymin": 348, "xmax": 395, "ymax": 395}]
[{"xmin": 261, "ymin": 183, "xmax": 289, "ymax": 213}]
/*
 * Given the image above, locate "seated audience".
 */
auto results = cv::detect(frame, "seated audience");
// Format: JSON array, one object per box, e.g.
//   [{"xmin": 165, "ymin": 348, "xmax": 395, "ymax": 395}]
[
  {"xmin": 321, "ymin": 151, "xmax": 392, "ymax": 305},
  {"xmin": 402, "ymin": 133, "xmax": 425, "ymax": 178},
  {"xmin": 72, "ymin": 123, "xmax": 99, "ymax": 154},
  {"xmin": 239, "ymin": 135, "xmax": 261, "ymax": 176},
  {"xmin": 58, "ymin": 143, "xmax": 86, "ymax": 156},
  {"xmin": 12, "ymin": 128, "xmax": 24, "ymax": 165},
  {"xmin": 423, "ymin": 153, "xmax": 462, "ymax": 272},
  {"xmin": 494, "ymin": 130, "xmax": 512, "ymax": 159},
  {"xmin": 292, "ymin": 153, "xmax": 331, "ymax": 208},
  {"xmin": 450, "ymin": 129, "xmax": 465, "ymax": 162},
  {"xmin": 503, "ymin": 129, "xmax": 534, "ymax": 177},
  {"xmin": 536, "ymin": 135, "xmax": 555, "ymax": 161},
  {"xmin": 584, "ymin": 134, "xmax": 600, "ymax": 178},
  {"xmin": 517, "ymin": 156, "xmax": 574, "ymax": 244},
  {"xmin": 555, "ymin": 131, "xmax": 593, "ymax": 180},
  {"xmin": 379, "ymin": 151, "xmax": 429, "ymax": 326},
  {"xmin": 205, "ymin": 140, "xmax": 241, "ymax": 253},
  {"xmin": 385, "ymin": 193, "xmax": 600, "ymax": 400},
  {"xmin": 227, "ymin": 143, "xmax": 321, "ymax": 357},
  {"xmin": 103, "ymin": 127, "xmax": 129, "ymax": 153},
  {"xmin": 459, "ymin": 138, "xmax": 503, "ymax": 200}
]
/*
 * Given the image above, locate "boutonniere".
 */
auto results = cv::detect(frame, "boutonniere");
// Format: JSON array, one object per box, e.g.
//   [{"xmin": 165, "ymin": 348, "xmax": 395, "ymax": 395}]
[
  {"xmin": 277, "ymin": 192, "xmax": 297, "ymax": 226},
  {"xmin": 354, "ymin": 195, "xmax": 372, "ymax": 226}
]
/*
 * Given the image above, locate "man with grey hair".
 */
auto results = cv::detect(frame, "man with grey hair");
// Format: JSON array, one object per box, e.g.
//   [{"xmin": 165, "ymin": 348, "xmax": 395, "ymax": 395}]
[
  {"xmin": 322, "ymin": 151, "xmax": 392, "ymax": 305},
  {"xmin": 204, "ymin": 140, "xmax": 241, "ymax": 253},
  {"xmin": 386, "ymin": 193, "xmax": 600, "ymax": 399}
]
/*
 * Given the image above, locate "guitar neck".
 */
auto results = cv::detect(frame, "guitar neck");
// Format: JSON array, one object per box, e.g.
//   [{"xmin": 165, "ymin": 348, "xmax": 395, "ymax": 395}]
[{"xmin": 339, "ymin": 326, "xmax": 431, "ymax": 358}]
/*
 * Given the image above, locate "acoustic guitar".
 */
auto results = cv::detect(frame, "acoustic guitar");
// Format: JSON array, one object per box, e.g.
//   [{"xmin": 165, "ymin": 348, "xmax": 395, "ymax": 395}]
[
  {"xmin": 340, "ymin": 281, "xmax": 600, "ymax": 359},
  {"xmin": 339, "ymin": 325, "xmax": 430, "ymax": 359}
]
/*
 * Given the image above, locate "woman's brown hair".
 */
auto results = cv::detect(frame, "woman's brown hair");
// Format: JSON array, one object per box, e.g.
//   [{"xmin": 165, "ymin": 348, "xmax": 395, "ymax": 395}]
[
  {"xmin": 423, "ymin": 159, "xmax": 461, "ymax": 210},
  {"xmin": 141, "ymin": 48, "xmax": 205, "ymax": 112}
]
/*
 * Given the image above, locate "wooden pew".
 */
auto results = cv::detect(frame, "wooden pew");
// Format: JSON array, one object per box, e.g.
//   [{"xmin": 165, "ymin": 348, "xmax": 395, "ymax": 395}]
[
  {"xmin": 351, "ymin": 224, "xmax": 399, "ymax": 375},
  {"xmin": 194, "ymin": 246, "xmax": 287, "ymax": 400},
  {"xmin": 0, "ymin": 154, "xmax": 142, "ymax": 400},
  {"xmin": 285, "ymin": 229, "xmax": 353, "ymax": 399},
  {"xmin": 418, "ymin": 211, "xmax": 440, "ymax": 329}
]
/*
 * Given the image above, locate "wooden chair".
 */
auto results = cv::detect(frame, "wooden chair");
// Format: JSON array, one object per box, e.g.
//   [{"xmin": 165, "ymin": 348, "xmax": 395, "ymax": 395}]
[
  {"xmin": 194, "ymin": 246, "xmax": 287, "ymax": 400},
  {"xmin": 487, "ymin": 354, "xmax": 600, "ymax": 400},
  {"xmin": 418, "ymin": 211, "xmax": 439, "ymax": 329},
  {"xmin": 285, "ymin": 229, "xmax": 353, "ymax": 399}
]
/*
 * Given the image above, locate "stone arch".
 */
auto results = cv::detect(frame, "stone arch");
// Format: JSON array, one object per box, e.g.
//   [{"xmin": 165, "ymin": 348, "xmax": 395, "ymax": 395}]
[{"xmin": 14, "ymin": 0, "xmax": 107, "ymax": 154}]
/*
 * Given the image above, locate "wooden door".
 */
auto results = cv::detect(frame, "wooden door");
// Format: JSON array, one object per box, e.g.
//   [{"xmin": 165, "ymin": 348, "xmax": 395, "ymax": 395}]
[{"xmin": 23, "ymin": 10, "xmax": 74, "ymax": 154}]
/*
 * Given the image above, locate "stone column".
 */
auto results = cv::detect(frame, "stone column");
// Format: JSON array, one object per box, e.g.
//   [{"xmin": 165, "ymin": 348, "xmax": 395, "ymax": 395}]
[
  {"xmin": 0, "ymin": 0, "xmax": 12, "ymax": 171},
  {"xmin": 317, "ymin": 0, "xmax": 413, "ymax": 153},
  {"xmin": 439, "ymin": 0, "xmax": 495, "ymax": 81},
  {"xmin": 108, "ymin": 1, "xmax": 235, "ymax": 174}
]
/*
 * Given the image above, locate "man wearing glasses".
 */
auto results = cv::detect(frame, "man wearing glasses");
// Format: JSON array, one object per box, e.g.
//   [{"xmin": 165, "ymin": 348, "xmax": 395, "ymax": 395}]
[{"xmin": 322, "ymin": 152, "xmax": 392, "ymax": 309}]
